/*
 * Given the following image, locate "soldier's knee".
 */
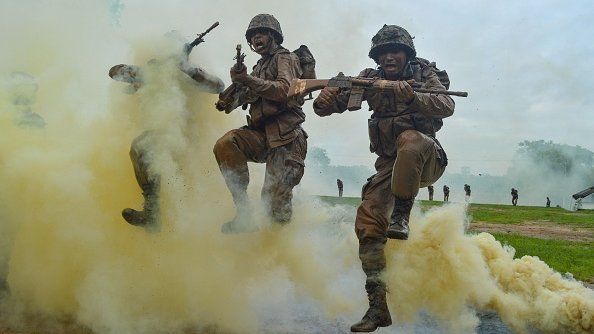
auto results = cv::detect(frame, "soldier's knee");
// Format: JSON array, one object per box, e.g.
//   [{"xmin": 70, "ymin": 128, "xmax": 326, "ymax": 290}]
[
  {"xmin": 396, "ymin": 130, "xmax": 423, "ymax": 150},
  {"xmin": 213, "ymin": 131, "xmax": 236, "ymax": 157}
]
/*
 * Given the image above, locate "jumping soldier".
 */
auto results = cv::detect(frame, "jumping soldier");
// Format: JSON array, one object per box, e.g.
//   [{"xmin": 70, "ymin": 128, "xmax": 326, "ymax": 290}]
[
  {"xmin": 313, "ymin": 25, "xmax": 455, "ymax": 332},
  {"xmin": 213, "ymin": 14, "xmax": 307, "ymax": 233},
  {"xmin": 110, "ymin": 43, "xmax": 224, "ymax": 229}
]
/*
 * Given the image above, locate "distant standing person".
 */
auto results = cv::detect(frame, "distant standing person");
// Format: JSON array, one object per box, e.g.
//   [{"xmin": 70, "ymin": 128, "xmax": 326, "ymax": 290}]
[
  {"xmin": 337, "ymin": 178, "xmax": 344, "ymax": 197},
  {"xmin": 546, "ymin": 197, "xmax": 551, "ymax": 207},
  {"xmin": 443, "ymin": 185, "xmax": 450, "ymax": 202},
  {"xmin": 427, "ymin": 185, "xmax": 434, "ymax": 200},
  {"xmin": 464, "ymin": 183, "xmax": 471, "ymax": 201},
  {"xmin": 511, "ymin": 188, "xmax": 518, "ymax": 206}
]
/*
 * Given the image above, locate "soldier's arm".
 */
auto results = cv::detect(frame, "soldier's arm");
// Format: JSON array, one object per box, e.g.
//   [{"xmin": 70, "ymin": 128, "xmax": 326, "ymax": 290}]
[
  {"xmin": 181, "ymin": 66, "xmax": 225, "ymax": 94},
  {"xmin": 313, "ymin": 68, "xmax": 371, "ymax": 116},
  {"xmin": 234, "ymin": 53, "xmax": 300, "ymax": 103},
  {"xmin": 312, "ymin": 89, "xmax": 349, "ymax": 116},
  {"xmin": 408, "ymin": 65, "xmax": 455, "ymax": 118}
]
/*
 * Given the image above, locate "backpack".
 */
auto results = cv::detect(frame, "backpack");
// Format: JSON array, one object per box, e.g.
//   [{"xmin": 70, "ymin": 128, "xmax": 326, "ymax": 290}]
[{"xmin": 292, "ymin": 45, "xmax": 316, "ymax": 79}]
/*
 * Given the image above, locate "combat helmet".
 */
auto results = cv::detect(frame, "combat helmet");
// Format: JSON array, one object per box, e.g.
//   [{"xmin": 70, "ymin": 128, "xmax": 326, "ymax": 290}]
[
  {"xmin": 245, "ymin": 14, "xmax": 283, "ymax": 44},
  {"xmin": 369, "ymin": 25, "xmax": 416, "ymax": 62}
]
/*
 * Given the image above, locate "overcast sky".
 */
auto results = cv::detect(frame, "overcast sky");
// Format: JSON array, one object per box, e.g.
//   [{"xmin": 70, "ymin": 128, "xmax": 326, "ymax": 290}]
[{"xmin": 3, "ymin": 0, "xmax": 593, "ymax": 176}]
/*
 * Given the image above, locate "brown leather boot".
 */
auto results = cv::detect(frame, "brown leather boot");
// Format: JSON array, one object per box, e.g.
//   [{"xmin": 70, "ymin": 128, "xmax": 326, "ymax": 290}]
[
  {"xmin": 350, "ymin": 279, "xmax": 392, "ymax": 332},
  {"xmin": 386, "ymin": 197, "xmax": 414, "ymax": 240}
]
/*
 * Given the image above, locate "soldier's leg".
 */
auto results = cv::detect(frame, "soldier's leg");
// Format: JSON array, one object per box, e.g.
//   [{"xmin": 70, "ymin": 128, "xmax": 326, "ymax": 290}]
[
  {"xmin": 351, "ymin": 157, "xmax": 394, "ymax": 332},
  {"xmin": 261, "ymin": 129, "xmax": 307, "ymax": 223},
  {"xmin": 387, "ymin": 130, "xmax": 446, "ymax": 240},
  {"xmin": 213, "ymin": 127, "xmax": 267, "ymax": 232},
  {"xmin": 122, "ymin": 131, "xmax": 161, "ymax": 228}
]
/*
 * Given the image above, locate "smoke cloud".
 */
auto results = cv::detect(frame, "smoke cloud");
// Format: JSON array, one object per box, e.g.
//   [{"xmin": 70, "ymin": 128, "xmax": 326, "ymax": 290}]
[{"xmin": 0, "ymin": 1, "xmax": 592, "ymax": 334}]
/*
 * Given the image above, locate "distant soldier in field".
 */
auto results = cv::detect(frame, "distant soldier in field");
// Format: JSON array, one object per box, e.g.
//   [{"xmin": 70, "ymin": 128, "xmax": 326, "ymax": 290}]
[
  {"xmin": 511, "ymin": 188, "xmax": 518, "ymax": 206},
  {"xmin": 427, "ymin": 185, "xmax": 434, "ymax": 200},
  {"xmin": 464, "ymin": 183, "xmax": 471, "ymax": 201},
  {"xmin": 443, "ymin": 185, "xmax": 450, "ymax": 202},
  {"xmin": 546, "ymin": 197, "xmax": 551, "ymax": 207},
  {"xmin": 337, "ymin": 178, "xmax": 344, "ymax": 197}
]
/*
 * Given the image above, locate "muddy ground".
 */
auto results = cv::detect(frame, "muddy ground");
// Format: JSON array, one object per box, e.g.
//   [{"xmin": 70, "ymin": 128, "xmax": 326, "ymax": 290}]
[{"xmin": 469, "ymin": 221, "xmax": 594, "ymax": 242}]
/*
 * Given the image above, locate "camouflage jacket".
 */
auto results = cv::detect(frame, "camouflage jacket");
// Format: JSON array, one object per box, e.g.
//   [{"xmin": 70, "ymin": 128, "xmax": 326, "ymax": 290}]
[
  {"xmin": 236, "ymin": 46, "xmax": 305, "ymax": 148},
  {"xmin": 313, "ymin": 58, "xmax": 454, "ymax": 157}
]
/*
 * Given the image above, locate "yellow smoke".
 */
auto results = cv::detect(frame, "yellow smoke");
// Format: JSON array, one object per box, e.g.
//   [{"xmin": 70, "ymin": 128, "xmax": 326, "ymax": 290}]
[
  {"xmin": 1, "ymin": 2, "xmax": 593, "ymax": 333},
  {"xmin": 385, "ymin": 204, "xmax": 594, "ymax": 333}
]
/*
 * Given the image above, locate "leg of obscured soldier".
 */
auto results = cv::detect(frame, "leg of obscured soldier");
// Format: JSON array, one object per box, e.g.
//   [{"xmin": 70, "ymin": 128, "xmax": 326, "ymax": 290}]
[
  {"xmin": 122, "ymin": 131, "xmax": 161, "ymax": 229},
  {"xmin": 213, "ymin": 127, "xmax": 268, "ymax": 233},
  {"xmin": 351, "ymin": 156, "xmax": 394, "ymax": 332},
  {"xmin": 261, "ymin": 129, "xmax": 307, "ymax": 223},
  {"xmin": 386, "ymin": 130, "xmax": 446, "ymax": 240}
]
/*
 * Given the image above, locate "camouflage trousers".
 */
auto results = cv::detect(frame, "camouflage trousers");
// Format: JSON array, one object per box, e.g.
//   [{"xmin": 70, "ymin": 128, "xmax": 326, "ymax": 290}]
[
  {"xmin": 356, "ymin": 130, "xmax": 446, "ymax": 277},
  {"xmin": 213, "ymin": 126, "xmax": 307, "ymax": 222},
  {"xmin": 129, "ymin": 131, "xmax": 160, "ymax": 196}
]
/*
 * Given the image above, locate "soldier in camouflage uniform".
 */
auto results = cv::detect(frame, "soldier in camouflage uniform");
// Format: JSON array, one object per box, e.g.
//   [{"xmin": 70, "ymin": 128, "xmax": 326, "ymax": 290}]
[
  {"xmin": 109, "ymin": 53, "xmax": 224, "ymax": 229},
  {"xmin": 213, "ymin": 14, "xmax": 307, "ymax": 233},
  {"xmin": 314, "ymin": 25, "xmax": 454, "ymax": 332}
]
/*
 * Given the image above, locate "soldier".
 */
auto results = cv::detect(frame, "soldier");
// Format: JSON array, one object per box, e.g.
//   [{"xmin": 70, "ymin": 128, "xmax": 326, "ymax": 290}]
[
  {"xmin": 464, "ymin": 183, "xmax": 471, "ymax": 201},
  {"xmin": 443, "ymin": 185, "xmax": 450, "ymax": 202},
  {"xmin": 337, "ymin": 178, "xmax": 344, "ymax": 197},
  {"xmin": 546, "ymin": 197, "xmax": 551, "ymax": 207},
  {"xmin": 213, "ymin": 14, "xmax": 307, "ymax": 233},
  {"xmin": 313, "ymin": 25, "xmax": 454, "ymax": 332},
  {"xmin": 110, "ymin": 48, "xmax": 224, "ymax": 229},
  {"xmin": 427, "ymin": 185, "xmax": 434, "ymax": 200},
  {"xmin": 511, "ymin": 188, "xmax": 518, "ymax": 206}
]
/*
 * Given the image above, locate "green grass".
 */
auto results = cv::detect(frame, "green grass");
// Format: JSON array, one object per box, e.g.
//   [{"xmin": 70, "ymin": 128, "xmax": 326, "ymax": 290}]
[
  {"xmin": 490, "ymin": 234, "xmax": 594, "ymax": 282},
  {"xmin": 319, "ymin": 197, "xmax": 594, "ymax": 227},
  {"xmin": 318, "ymin": 196, "xmax": 594, "ymax": 281}
]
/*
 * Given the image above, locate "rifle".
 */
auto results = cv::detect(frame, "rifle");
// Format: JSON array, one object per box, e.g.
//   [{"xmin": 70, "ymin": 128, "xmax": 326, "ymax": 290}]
[
  {"xmin": 215, "ymin": 45, "xmax": 257, "ymax": 113},
  {"xmin": 288, "ymin": 72, "xmax": 468, "ymax": 111},
  {"xmin": 184, "ymin": 21, "xmax": 220, "ymax": 55}
]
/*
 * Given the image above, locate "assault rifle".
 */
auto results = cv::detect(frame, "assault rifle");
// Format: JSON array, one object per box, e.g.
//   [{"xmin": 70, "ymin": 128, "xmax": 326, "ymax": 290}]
[
  {"xmin": 184, "ymin": 21, "xmax": 220, "ymax": 55},
  {"xmin": 215, "ymin": 44, "xmax": 257, "ymax": 113},
  {"xmin": 288, "ymin": 73, "xmax": 468, "ymax": 111}
]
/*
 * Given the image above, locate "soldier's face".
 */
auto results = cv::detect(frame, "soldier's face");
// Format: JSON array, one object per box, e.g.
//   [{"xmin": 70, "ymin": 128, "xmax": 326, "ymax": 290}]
[
  {"xmin": 378, "ymin": 50, "xmax": 407, "ymax": 78},
  {"xmin": 250, "ymin": 31, "xmax": 273, "ymax": 54}
]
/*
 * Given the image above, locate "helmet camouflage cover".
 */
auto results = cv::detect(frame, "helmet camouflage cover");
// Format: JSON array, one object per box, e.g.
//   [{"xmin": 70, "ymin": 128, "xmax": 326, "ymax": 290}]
[
  {"xmin": 245, "ymin": 14, "xmax": 284, "ymax": 44},
  {"xmin": 369, "ymin": 24, "xmax": 416, "ymax": 62}
]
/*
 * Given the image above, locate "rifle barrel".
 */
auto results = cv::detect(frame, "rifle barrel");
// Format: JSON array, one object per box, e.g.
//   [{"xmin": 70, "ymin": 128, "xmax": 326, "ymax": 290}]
[{"xmin": 413, "ymin": 88, "xmax": 468, "ymax": 97}]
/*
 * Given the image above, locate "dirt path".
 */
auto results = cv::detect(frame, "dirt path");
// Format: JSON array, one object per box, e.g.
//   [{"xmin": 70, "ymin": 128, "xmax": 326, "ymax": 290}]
[{"xmin": 469, "ymin": 221, "xmax": 594, "ymax": 242}]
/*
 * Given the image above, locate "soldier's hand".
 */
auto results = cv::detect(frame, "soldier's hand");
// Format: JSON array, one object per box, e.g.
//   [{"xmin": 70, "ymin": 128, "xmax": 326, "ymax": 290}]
[
  {"xmin": 230, "ymin": 64, "xmax": 247, "ymax": 83},
  {"xmin": 314, "ymin": 87, "xmax": 339, "ymax": 109},
  {"xmin": 393, "ymin": 80, "xmax": 415, "ymax": 104}
]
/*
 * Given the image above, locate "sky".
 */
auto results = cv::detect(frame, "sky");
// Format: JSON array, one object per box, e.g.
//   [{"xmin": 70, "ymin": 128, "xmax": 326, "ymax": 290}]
[{"xmin": 2, "ymin": 0, "xmax": 594, "ymax": 176}]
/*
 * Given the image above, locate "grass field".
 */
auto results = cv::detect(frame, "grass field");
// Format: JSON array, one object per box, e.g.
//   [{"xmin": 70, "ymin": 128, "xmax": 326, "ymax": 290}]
[{"xmin": 319, "ymin": 196, "xmax": 594, "ymax": 282}]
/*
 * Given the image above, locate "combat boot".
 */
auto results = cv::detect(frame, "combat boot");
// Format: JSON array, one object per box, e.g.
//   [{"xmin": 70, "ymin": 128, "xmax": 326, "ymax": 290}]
[
  {"xmin": 122, "ymin": 189, "xmax": 159, "ymax": 228},
  {"xmin": 386, "ymin": 198, "xmax": 414, "ymax": 240},
  {"xmin": 350, "ymin": 279, "xmax": 392, "ymax": 332},
  {"xmin": 221, "ymin": 200, "xmax": 258, "ymax": 234}
]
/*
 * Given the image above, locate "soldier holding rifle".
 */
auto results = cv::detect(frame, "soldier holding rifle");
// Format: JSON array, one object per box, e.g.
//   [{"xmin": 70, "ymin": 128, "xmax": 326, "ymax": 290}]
[{"xmin": 311, "ymin": 25, "xmax": 462, "ymax": 332}]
